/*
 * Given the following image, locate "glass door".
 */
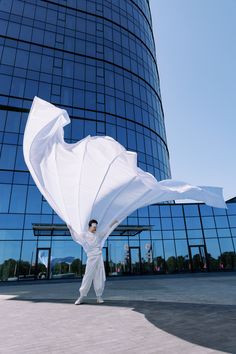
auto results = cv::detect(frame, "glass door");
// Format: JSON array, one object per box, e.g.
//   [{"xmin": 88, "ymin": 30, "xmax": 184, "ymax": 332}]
[
  {"xmin": 129, "ymin": 247, "xmax": 142, "ymax": 274},
  {"xmin": 35, "ymin": 248, "xmax": 51, "ymax": 279},
  {"xmin": 102, "ymin": 246, "xmax": 109, "ymax": 276},
  {"xmin": 189, "ymin": 245, "xmax": 208, "ymax": 272}
]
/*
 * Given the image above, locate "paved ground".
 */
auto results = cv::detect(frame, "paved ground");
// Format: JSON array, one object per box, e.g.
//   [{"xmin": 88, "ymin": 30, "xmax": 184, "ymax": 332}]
[{"xmin": 0, "ymin": 273, "xmax": 235, "ymax": 354}]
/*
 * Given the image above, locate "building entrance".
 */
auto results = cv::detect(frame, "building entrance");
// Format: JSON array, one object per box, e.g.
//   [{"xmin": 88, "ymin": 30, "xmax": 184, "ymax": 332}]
[
  {"xmin": 102, "ymin": 246, "xmax": 109, "ymax": 276},
  {"xmin": 129, "ymin": 246, "xmax": 142, "ymax": 274},
  {"xmin": 189, "ymin": 245, "xmax": 208, "ymax": 272},
  {"xmin": 35, "ymin": 248, "xmax": 51, "ymax": 279}
]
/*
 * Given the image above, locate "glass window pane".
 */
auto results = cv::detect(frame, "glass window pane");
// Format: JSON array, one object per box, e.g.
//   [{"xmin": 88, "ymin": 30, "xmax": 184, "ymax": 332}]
[
  {"xmin": 51, "ymin": 240, "xmax": 82, "ymax": 278},
  {"xmin": 217, "ymin": 228, "xmax": 231, "ymax": 238},
  {"xmin": 161, "ymin": 218, "xmax": 172, "ymax": 230},
  {"xmin": 205, "ymin": 238, "xmax": 221, "ymax": 271},
  {"xmin": 199, "ymin": 204, "xmax": 213, "ymax": 216},
  {"xmin": 150, "ymin": 218, "xmax": 161, "ymax": 230},
  {"xmin": 164, "ymin": 239, "xmax": 177, "ymax": 273},
  {"xmin": 138, "ymin": 206, "xmax": 149, "ymax": 217},
  {"xmin": 174, "ymin": 230, "xmax": 187, "ymax": 239},
  {"xmin": 0, "ymin": 213, "xmax": 24, "ymax": 229},
  {"xmin": 5, "ymin": 111, "xmax": 21, "ymax": 133},
  {"xmin": 26, "ymin": 186, "xmax": 42, "ymax": 213},
  {"xmin": 204, "ymin": 229, "xmax": 217, "ymax": 238},
  {"xmin": 0, "ymin": 145, "xmax": 17, "ymax": 169},
  {"xmin": 160, "ymin": 205, "xmax": 171, "ymax": 217},
  {"xmin": 0, "ymin": 241, "xmax": 21, "ymax": 281},
  {"xmin": 228, "ymin": 216, "xmax": 236, "ymax": 227},
  {"xmin": 0, "ymin": 184, "xmax": 11, "ymax": 212},
  {"xmin": 171, "ymin": 205, "xmax": 183, "ymax": 217},
  {"xmin": 201, "ymin": 217, "xmax": 215, "ymax": 229},
  {"xmin": 230, "ymin": 228, "xmax": 236, "ymax": 237},
  {"xmin": 148, "ymin": 205, "xmax": 160, "ymax": 217},
  {"xmin": 175, "ymin": 240, "xmax": 189, "ymax": 272},
  {"xmin": 218, "ymin": 238, "xmax": 235, "ymax": 270},
  {"xmin": 184, "ymin": 204, "xmax": 199, "ymax": 216},
  {"xmin": 227, "ymin": 203, "xmax": 236, "ymax": 215},
  {"xmin": 213, "ymin": 207, "xmax": 226, "ymax": 216},
  {"xmin": 150, "ymin": 240, "xmax": 164, "ymax": 273},
  {"xmin": 187, "ymin": 229, "xmax": 203, "ymax": 238},
  {"xmin": 172, "ymin": 217, "xmax": 185, "ymax": 230},
  {"xmin": 219, "ymin": 238, "xmax": 235, "ymax": 254},
  {"xmin": 162, "ymin": 230, "xmax": 174, "ymax": 239},
  {"xmin": 9, "ymin": 185, "xmax": 27, "ymax": 213},
  {"xmin": 215, "ymin": 216, "xmax": 229, "ymax": 228},
  {"xmin": 185, "ymin": 217, "xmax": 201, "ymax": 229}
]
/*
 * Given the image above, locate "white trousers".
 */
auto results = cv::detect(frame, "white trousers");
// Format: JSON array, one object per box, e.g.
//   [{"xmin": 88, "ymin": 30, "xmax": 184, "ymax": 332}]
[{"xmin": 79, "ymin": 251, "xmax": 106, "ymax": 297}]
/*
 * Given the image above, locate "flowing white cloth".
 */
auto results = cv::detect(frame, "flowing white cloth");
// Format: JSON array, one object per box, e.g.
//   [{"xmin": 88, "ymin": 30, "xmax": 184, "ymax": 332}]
[{"xmin": 23, "ymin": 96, "xmax": 227, "ymax": 250}]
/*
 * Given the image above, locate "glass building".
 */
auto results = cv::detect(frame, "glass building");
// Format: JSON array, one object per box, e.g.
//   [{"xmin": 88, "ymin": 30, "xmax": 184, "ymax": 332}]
[{"xmin": 0, "ymin": 1, "xmax": 235, "ymax": 281}]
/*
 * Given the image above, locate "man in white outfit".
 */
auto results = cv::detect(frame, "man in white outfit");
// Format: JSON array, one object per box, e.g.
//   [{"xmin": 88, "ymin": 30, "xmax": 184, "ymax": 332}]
[{"xmin": 75, "ymin": 219, "xmax": 118, "ymax": 305}]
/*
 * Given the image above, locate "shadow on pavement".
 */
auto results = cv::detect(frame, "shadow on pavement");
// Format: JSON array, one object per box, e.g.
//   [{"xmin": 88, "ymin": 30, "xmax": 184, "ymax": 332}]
[{"xmin": 5, "ymin": 294, "xmax": 236, "ymax": 354}]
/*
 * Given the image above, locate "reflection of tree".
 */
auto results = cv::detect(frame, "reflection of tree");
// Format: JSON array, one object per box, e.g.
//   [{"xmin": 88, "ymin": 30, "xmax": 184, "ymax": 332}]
[
  {"xmin": 18, "ymin": 260, "xmax": 35, "ymax": 276},
  {"xmin": 165, "ymin": 256, "xmax": 177, "ymax": 274},
  {"xmin": 141, "ymin": 257, "xmax": 153, "ymax": 273},
  {"xmin": 192, "ymin": 254, "xmax": 203, "ymax": 271},
  {"xmin": 0, "ymin": 258, "xmax": 17, "ymax": 281},
  {"xmin": 0, "ymin": 258, "xmax": 16, "ymax": 280},
  {"xmin": 219, "ymin": 252, "xmax": 236, "ymax": 270},
  {"xmin": 108, "ymin": 260, "xmax": 115, "ymax": 271},
  {"xmin": 153, "ymin": 256, "xmax": 165, "ymax": 273},
  {"xmin": 206, "ymin": 252, "xmax": 219, "ymax": 271},
  {"xmin": 176, "ymin": 256, "xmax": 189, "ymax": 272},
  {"xmin": 52, "ymin": 258, "xmax": 82, "ymax": 275},
  {"xmin": 71, "ymin": 258, "xmax": 82, "ymax": 276}
]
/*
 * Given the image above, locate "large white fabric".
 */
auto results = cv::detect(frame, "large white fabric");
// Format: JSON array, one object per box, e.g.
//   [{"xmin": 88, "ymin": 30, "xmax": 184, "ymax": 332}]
[{"xmin": 23, "ymin": 96, "xmax": 227, "ymax": 250}]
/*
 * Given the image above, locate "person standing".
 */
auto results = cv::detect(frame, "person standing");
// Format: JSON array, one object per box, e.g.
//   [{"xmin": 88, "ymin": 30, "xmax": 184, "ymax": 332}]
[{"xmin": 75, "ymin": 219, "xmax": 118, "ymax": 305}]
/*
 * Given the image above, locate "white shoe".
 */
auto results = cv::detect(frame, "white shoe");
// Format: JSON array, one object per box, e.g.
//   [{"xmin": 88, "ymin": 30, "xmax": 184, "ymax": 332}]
[
  {"xmin": 97, "ymin": 296, "xmax": 104, "ymax": 304},
  {"xmin": 75, "ymin": 296, "xmax": 84, "ymax": 305}
]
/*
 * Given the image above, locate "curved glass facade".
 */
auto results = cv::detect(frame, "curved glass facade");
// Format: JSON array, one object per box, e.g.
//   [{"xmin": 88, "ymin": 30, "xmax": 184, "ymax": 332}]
[
  {"xmin": 0, "ymin": 0, "xmax": 171, "ymax": 179},
  {"xmin": 2, "ymin": 1, "xmax": 234, "ymax": 282}
]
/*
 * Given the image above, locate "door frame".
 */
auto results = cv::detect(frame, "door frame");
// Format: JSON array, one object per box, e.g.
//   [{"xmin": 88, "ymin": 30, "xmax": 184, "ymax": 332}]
[
  {"xmin": 188, "ymin": 244, "xmax": 208, "ymax": 272},
  {"xmin": 102, "ymin": 246, "xmax": 109, "ymax": 275},
  {"xmin": 35, "ymin": 247, "xmax": 51, "ymax": 280},
  {"xmin": 128, "ymin": 246, "xmax": 142, "ymax": 275}
]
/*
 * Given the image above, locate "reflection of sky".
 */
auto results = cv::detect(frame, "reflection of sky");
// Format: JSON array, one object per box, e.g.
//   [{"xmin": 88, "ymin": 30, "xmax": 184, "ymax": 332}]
[
  {"xmin": 175, "ymin": 240, "xmax": 188, "ymax": 258},
  {"xmin": 109, "ymin": 241, "xmax": 127, "ymax": 263},
  {"xmin": 205, "ymin": 239, "xmax": 220, "ymax": 259},
  {"xmin": 0, "ymin": 241, "xmax": 21, "ymax": 263},
  {"xmin": 51, "ymin": 241, "xmax": 81, "ymax": 258},
  {"xmin": 219, "ymin": 238, "xmax": 234, "ymax": 253}
]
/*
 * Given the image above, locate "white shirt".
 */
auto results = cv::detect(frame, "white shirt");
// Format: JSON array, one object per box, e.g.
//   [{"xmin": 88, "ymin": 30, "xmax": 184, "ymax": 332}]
[{"xmin": 81, "ymin": 230, "xmax": 104, "ymax": 256}]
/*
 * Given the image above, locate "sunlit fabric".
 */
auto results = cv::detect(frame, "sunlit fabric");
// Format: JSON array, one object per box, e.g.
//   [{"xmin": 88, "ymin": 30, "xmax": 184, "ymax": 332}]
[{"xmin": 23, "ymin": 96, "xmax": 227, "ymax": 250}]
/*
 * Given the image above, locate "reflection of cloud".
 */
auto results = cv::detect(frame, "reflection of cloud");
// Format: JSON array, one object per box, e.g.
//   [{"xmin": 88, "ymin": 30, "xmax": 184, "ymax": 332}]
[{"xmin": 38, "ymin": 251, "xmax": 49, "ymax": 268}]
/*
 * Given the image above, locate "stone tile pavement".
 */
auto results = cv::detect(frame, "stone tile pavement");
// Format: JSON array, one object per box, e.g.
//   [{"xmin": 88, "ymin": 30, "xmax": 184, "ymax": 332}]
[{"xmin": 0, "ymin": 272, "xmax": 235, "ymax": 354}]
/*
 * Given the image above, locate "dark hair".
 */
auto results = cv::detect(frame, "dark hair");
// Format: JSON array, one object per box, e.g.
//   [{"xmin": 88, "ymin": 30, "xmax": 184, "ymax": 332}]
[{"xmin": 88, "ymin": 219, "xmax": 98, "ymax": 227}]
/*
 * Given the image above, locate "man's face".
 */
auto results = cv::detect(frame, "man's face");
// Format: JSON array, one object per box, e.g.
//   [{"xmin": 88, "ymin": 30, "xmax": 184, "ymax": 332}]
[{"xmin": 89, "ymin": 223, "xmax": 97, "ymax": 233}]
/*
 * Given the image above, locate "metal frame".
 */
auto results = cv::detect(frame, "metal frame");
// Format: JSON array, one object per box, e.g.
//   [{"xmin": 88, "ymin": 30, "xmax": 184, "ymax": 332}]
[
  {"xmin": 32, "ymin": 223, "xmax": 153, "ymax": 237},
  {"xmin": 35, "ymin": 247, "xmax": 51, "ymax": 280},
  {"xmin": 188, "ymin": 244, "xmax": 208, "ymax": 272},
  {"xmin": 128, "ymin": 246, "xmax": 142, "ymax": 275}
]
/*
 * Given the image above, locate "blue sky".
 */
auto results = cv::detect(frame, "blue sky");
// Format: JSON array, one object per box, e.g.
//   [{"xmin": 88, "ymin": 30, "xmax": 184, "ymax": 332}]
[{"xmin": 149, "ymin": 0, "xmax": 235, "ymax": 201}]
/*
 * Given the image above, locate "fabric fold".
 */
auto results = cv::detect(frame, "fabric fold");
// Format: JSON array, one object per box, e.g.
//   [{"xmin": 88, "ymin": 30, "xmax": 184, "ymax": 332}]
[{"xmin": 23, "ymin": 96, "xmax": 227, "ymax": 249}]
